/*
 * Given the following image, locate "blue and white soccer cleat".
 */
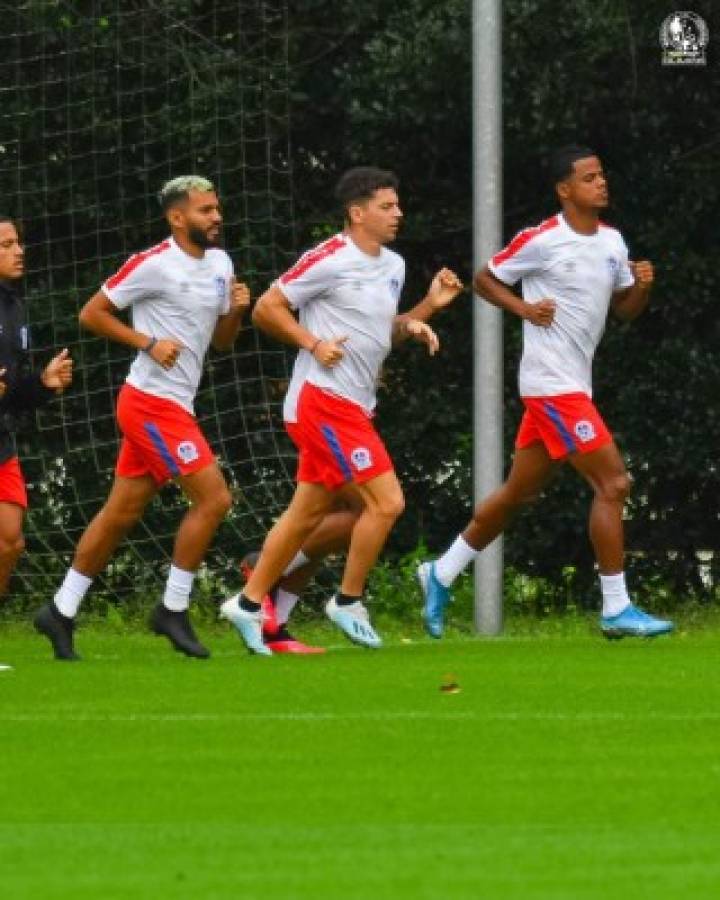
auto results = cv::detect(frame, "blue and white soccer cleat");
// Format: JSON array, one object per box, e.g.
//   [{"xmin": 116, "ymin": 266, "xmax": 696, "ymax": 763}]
[
  {"xmin": 220, "ymin": 595, "xmax": 272, "ymax": 655},
  {"xmin": 600, "ymin": 603, "xmax": 674, "ymax": 639},
  {"xmin": 417, "ymin": 561, "xmax": 452, "ymax": 638},
  {"xmin": 325, "ymin": 597, "xmax": 382, "ymax": 649}
]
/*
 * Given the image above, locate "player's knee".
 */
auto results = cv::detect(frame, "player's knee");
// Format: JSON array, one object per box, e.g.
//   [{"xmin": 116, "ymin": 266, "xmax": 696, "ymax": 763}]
[
  {"xmin": 515, "ymin": 487, "xmax": 542, "ymax": 507},
  {"xmin": 599, "ymin": 472, "xmax": 631, "ymax": 503},
  {"xmin": 216, "ymin": 486, "xmax": 233, "ymax": 517},
  {"xmin": 105, "ymin": 508, "xmax": 142, "ymax": 534},
  {"xmin": 375, "ymin": 489, "xmax": 405, "ymax": 522},
  {"xmin": 498, "ymin": 483, "xmax": 540, "ymax": 510},
  {"xmin": 0, "ymin": 532, "xmax": 24, "ymax": 561},
  {"xmin": 203, "ymin": 486, "xmax": 232, "ymax": 521}
]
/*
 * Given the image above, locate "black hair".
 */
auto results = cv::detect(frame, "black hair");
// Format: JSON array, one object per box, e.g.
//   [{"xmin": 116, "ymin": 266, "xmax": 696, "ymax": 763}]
[
  {"xmin": 549, "ymin": 145, "xmax": 598, "ymax": 185},
  {"xmin": 334, "ymin": 167, "xmax": 399, "ymax": 217},
  {"xmin": 0, "ymin": 214, "xmax": 15, "ymax": 226}
]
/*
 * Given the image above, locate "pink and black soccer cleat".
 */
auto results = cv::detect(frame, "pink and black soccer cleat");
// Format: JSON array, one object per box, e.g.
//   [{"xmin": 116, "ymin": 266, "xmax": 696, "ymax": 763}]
[{"xmin": 239, "ymin": 550, "xmax": 326, "ymax": 655}]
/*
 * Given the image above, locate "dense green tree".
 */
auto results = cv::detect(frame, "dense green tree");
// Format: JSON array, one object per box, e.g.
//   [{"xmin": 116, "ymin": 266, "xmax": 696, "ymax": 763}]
[
  {"xmin": 287, "ymin": 0, "xmax": 719, "ymax": 597},
  {"xmin": 0, "ymin": 0, "xmax": 716, "ymax": 603}
]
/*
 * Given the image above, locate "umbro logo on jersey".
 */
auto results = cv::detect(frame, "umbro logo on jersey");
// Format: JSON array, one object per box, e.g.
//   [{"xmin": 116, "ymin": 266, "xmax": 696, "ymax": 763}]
[
  {"xmin": 606, "ymin": 257, "xmax": 618, "ymax": 275},
  {"xmin": 351, "ymin": 446, "xmax": 372, "ymax": 471},
  {"xmin": 176, "ymin": 440, "xmax": 199, "ymax": 463},
  {"xmin": 389, "ymin": 277, "xmax": 401, "ymax": 297},
  {"xmin": 574, "ymin": 420, "xmax": 596, "ymax": 443},
  {"xmin": 214, "ymin": 275, "xmax": 226, "ymax": 300}
]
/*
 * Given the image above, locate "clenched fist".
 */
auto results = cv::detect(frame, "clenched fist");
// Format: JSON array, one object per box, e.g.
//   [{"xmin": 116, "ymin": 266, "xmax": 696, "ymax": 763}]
[
  {"xmin": 230, "ymin": 277, "xmax": 251, "ymax": 314},
  {"xmin": 524, "ymin": 299, "xmax": 556, "ymax": 328},
  {"xmin": 148, "ymin": 338, "xmax": 184, "ymax": 370},
  {"xmin": 426, "ymin": 268, "xmax": 464, "ymax": 311},
  {"xmin": 630, "ymin": 260, "xmax": 654, "ymax": 289},
  {"xmin": 312, "ymin": 335, "xmax": 348, "ymax": 369}
]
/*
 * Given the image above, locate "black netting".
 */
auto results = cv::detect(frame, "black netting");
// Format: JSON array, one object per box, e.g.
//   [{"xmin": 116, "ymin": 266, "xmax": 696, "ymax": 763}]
[{"xmin": 0, "ymin": 0, "xmax": 296, "ymax": 602}]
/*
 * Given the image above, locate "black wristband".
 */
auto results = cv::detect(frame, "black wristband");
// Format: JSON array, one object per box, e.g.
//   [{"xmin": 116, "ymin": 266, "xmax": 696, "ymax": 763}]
[{"xmin": 143, "ymin": 337, "xmax": 157, "ymax": 353}]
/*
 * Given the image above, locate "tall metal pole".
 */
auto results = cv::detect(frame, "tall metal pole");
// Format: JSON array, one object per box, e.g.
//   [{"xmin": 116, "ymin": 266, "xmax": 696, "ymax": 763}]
[{"xmin": 472, "ymin": 0, "xmax": 503, "ymax": 634}]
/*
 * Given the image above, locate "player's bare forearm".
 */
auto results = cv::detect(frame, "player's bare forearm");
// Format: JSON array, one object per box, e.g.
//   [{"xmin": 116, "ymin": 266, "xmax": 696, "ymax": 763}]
[
  {"xmin": 611, "ymin": 284, "xmax": 650, "ymax": 322},
  {"xmin": 473, "ymin": 267, "xmax": 531, "ymax": 319},
  {"xmin": 611, "ymin": 261, "xmax": 653, "ymax": 322},
  {"xmin": 391, "ymin": 314, "xmax": 414, "ymax": 344},
  {"xmin": 79, "ymin": 292, "xmax": 151, "ymax": 349},
  {"xmin": 252, "ymin": 285, "xmax": 317, "ymax": 351},
  {"xmin": 211, "ymin": 308, "xmax": 245, "ymax": 351},
  {"xmin": 402, "ymin": 268, "xmax": 464, "ymax": 324},
  {"xmin": 212, "ymin": 277, "xmax": 252, "ymax": 350}
]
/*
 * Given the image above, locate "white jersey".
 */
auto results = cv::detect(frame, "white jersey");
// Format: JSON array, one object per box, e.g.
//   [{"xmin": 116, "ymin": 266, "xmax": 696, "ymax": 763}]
[
  {"xmin": 102, "ymin": 236, "xmax": 233, "ymax": 413},
  {"xmin": 278, "ymin": 233, "xmax": 406, "ymax": 422},
  {"xmin": 488, "ymin": 213, "xmax": 635, "ymax": 398}
]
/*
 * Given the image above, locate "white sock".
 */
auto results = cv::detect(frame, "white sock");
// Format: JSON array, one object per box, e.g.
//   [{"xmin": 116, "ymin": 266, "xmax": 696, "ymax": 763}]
[
  {"xmin": 600, "ymin": 572, "xmax": 631, "ymax": 617},
  {"xmin": 53, "ymin": 567, "xmax": 93, "ymax": 618},
  {"xmin": 283, "ymin": 550, "xmax": 310, "ymax": 576},
  {"xmin": 274, "ymin": 588, "xmax": 299, "ymax": 626},
  {"xmin": 434, "ymin": 535, "xmax": 478, "ymax": 587},
  {"xmin": 162, "ymin": 565, "xmax": 195, "ymax": 612}
]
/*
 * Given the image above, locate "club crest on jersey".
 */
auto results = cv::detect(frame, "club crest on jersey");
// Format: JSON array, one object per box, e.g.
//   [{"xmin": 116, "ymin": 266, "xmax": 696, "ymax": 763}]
[
  {"xmin": 350, "ymin": 446, "xmax": 373, "ymax": 471},
  {"xmin": 606, "ymin": 257, "xmax": 618, "ymax": 276},
  {"xmin": 574, "ymin": 420, "xmax": 596, "ymax": 443},
  {"xmin": 176, "ymin": 441, "xmax": 199, "ymax": 464},
  {"xmin": 214, "ymin": 276, "xmax": 227, "ymax": 301},
  {"xmin": 389, "ymin": 277, "xmax": 401, "ymax": 298}
]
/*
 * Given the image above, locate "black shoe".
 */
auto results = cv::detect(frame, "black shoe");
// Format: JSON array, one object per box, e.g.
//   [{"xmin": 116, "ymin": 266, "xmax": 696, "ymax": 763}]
[
  {"xmin": 34, "ymin": 603, "xmax": 80, "ymax": 661},
  {"xmin": 149, "ymin": 603, "xmax": 210, "ymax": 658}
]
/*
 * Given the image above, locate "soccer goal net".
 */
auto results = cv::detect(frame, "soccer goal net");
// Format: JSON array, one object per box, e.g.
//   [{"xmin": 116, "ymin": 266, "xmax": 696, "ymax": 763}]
[{"xmin": 0, "ymin": 0, "xmax": 297, "ymax": 606}]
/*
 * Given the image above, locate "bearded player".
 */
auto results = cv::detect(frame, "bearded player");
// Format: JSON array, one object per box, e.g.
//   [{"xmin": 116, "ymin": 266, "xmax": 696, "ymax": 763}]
[{"xmin": 35, "ymin": 176, "xmax": 250, "ymax": 660}]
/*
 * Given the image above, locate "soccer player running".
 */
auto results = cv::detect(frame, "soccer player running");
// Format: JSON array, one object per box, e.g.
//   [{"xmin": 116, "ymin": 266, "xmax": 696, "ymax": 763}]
[
  {"xmin": 417, "ymin": 145, "xmax": 674, "ymax": 639},
  {"xmin": 34, "ymin": 177, "xmax": 250, "ymax": 661},
  {"xmin": 221, "ymin": 167, "xmax": 463, "ymax": 654},
  {"xmin": 0, "ymin": 216, "xmax": 73, "ymax": 601},
  {"xmin": 238, "ymin": 263, "xmax": 462, "ymax": 654}
]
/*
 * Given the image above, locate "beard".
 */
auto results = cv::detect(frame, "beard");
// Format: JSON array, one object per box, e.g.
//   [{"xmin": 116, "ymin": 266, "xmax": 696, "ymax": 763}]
[{"xmin": 188, "ymin": 225, "xmax": 221, "ymax": 248}]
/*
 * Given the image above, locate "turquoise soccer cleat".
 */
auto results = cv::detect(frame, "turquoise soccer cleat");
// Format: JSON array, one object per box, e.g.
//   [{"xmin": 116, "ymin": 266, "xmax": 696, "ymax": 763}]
[
  {"xmin": 600, "ymin": 603, "xmax": 674, "ymax": 639},
  {"xmin": 325, "ymin": 597, "xmax": 382, "ymax": 649},
  {"xmin": 220, "ymin": 595, "xmax": 272, "ymax": 655},
  {"xmin": 417, "ymin": 561, "xmax": 452, "ymax": 639}
]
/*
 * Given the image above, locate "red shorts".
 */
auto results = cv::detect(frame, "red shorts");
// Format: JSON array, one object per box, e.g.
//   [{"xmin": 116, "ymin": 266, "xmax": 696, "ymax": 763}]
[
  {"xmin": 516, "ymin": 392, "xmax": 612, "ymax": 460},
  {"xmin": 286, "ymin": 383, "xmax": 394, "ymax": 491},
  {"xmin": 0, "ymin": 456, "xmax": 28, "ymax": 508},
  {"xmin": 115, "ymin": 383, "xmax": 215, "ymax": 485}
]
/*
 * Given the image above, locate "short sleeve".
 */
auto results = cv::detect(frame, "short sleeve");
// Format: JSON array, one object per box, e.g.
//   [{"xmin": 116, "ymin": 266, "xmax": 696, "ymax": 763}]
[
  {"xmin": 103, "ymin": 254, "xmax": 162, "ymax": 310},
  {"xmin": 614, "ymin": 235, "xmax": 635, "ymax": 291},
  {"xmin": 277, "ymin": 237, "xmax": 345, "ymax": 310},
  {"xmin": 488, "ymin": 227, "xmax": 547, "ymax": 285}
]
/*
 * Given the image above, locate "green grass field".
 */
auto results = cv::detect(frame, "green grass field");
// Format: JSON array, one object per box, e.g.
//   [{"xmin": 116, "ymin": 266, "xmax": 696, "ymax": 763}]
[{"xmin": 1, "ymin": 615, "xmax": 719, "ymax": 899}]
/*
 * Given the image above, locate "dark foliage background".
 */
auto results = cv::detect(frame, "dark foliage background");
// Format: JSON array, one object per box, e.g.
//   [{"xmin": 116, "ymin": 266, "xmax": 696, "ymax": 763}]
[
  {"xmin": 287, "ymin": 0, "xmax": 719, "ymax": 598},
  {"xmin": 0, "ymin": 0, "xmax": 717, "ymax": 604}
]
